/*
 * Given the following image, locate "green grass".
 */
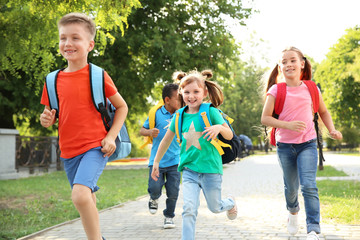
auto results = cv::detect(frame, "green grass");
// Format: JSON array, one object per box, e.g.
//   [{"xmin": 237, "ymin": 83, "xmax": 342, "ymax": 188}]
[
  {"xmin": 316, "ymin": 165, "xmax": 360, "ymax": 224},
  {"xmin": 316, "ymin": 165, "xmax": 348, "ymax": 177},
  {"xmin": 0, "ymin": 168, "xmax": 148, "ymax": 240},
  {"xmin": 318, "ymin": 180, "xmax": 360, "ymax": 224}
]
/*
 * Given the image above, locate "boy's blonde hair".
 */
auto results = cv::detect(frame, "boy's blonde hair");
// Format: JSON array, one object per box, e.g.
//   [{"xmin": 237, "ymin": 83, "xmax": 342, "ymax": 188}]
[
  {"xmin": 58, "ymin": 12, "xmax": 96, "ymax": 40},
  {"xmin": 173, "ymin": 69, "xmax": 224, "ymax": 108}
]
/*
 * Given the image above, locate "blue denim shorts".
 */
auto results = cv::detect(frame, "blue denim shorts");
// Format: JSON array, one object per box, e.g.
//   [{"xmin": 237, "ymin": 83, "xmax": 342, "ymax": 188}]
[{"xmin": 61, "ymin": 147, "xmax": 108, "ymax": 192}]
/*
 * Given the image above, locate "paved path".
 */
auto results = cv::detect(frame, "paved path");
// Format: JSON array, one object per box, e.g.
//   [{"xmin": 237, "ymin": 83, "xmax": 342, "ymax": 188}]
[{"xmin": 19, "ymin": 153, "xmax": 360, "ymax": 240}]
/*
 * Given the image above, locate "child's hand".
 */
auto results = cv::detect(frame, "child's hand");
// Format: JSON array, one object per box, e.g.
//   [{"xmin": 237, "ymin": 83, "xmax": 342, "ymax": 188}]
[
  {"xmin": 101, "ymin": 136, "xmax": 116, "ymax": 157},
  {"xmin": 330, "ymin": 130, "xmax": 343, "ymax": 140},
  {"xmin": 151, "ymin": 162, "xmax": 160, "ymax": 181},
  {"xmin": 287, "ymin": 121, "xmax": 306, "ymax": 132},
  {"xmin": 40, "ymin": 109, "xmax": 56, "ymax": 128},
  {"xmin": 150, "ymin": 128, "xmax": 160, "ymax": 138},
  {"xmin": 203, "ymin": 125, "xmax": 221, "ymax": 141}
]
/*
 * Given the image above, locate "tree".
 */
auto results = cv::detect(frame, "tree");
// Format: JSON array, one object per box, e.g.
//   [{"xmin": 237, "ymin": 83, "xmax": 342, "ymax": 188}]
[
  {"xmin": 93, "ymin": 0, "xmax": 252, "ymax": 115},
  {"xmin": 91, "ymin": 0, "xmax": 253, "ymax": 156},
  {"xmin": 314, "ymin": 26, "xmax": 360, "ymax": 144},
  {"xmin": 221, "ymin": 58, "xmax": 265, "ymax": 144},
  {"xmin": 0, "ymin": 0, "xmax": 141, "ymax": 131}
]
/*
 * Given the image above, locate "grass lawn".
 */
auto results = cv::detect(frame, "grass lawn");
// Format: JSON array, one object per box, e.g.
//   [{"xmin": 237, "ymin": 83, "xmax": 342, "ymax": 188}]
[
  {"xmin": 0, "ymin": 168, "xmax": 148, "ymax": 240},
  {"xmin": 316, "ymin": 165, "xmax": 360, "ymax": 224},
  {"xmin": 316, "ymin": 165, "xmax": 348, "ymax": 177},
  {"xmin": 318, "ymin": 180, "xmax": 360, "ymax": 224}
]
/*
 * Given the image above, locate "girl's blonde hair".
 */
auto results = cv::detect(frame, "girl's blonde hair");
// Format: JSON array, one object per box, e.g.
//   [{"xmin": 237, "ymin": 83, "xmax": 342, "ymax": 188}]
[
  {"xmin": 264, "ymin": 46, "xmax": 312, "ymax": 95},
  {"xmin": 172, "ymin": 69, "xmax": 224, "ymax": 108},
  {"xmin": 58, "ymin": 12, "xmax": 96, "ymax": 40}
]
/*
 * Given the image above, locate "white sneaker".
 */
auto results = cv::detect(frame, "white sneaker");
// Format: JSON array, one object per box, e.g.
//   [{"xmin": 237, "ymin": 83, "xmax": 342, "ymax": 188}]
[
  {"xmin": 287, "ymin": 213, "xmax": 299, "ymax": 235},
  {"xmin": 148, "ymin": 198, "xmax": 158, "ymax": 214},
  {"xmin": 307, "ymin": 231, "xmax": 319, "ymax": 240},
  {"xmin": 226, "ymin": 195, "xmax": 237, "ymax": 220},
  {"xmin": 164, "ymin": 217, "xmax": 175, "ymax": 229}
]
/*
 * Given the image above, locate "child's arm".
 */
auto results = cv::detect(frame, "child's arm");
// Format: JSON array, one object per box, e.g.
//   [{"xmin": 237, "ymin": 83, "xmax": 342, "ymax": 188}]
[
  {"xmin": 203, "ymin": 123, "xmax": 233, "ymax": 141},
  {"xmin": 140, "ymin": 127, "xmax": 160, "ymax": 138},
  {"xmin": 151, "ymin": 129, "xmax": 175, "ymax": 181},
  {"xmin": 101, "ymin": 92, "xmax": 128, "ymax": 157},
  {"xmin": 261, "ymin": 95, "xmax": 306, "ymax": 132},
  {"xmin": 318, "ymin": 94, "xmax": 342, "ymax": 140},
  {"xmin": 40, "ymin": 106, "xmax": 56, "ymax": 128}
]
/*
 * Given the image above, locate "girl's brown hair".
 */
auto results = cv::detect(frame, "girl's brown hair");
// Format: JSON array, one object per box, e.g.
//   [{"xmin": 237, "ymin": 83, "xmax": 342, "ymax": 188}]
[
  {"xmin": 172, "ymin": 69, "xmax": 224, "ymax": 108},
  {"xmin": 264, "ymin": 46, "xmax": 312, "ymax": 94}
]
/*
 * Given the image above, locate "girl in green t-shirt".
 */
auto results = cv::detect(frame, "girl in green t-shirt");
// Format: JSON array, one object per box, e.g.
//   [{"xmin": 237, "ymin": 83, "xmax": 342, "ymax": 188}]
[{"xmin": 151, "ymin": 69, "xmax": 237, "ymax": 240}]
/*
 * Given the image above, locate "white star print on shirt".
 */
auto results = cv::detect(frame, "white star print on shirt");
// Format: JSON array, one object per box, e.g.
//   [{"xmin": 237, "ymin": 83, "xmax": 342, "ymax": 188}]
[{"xmin": 182, "ymin": 121, "xmax": 202, "ymax": 151}]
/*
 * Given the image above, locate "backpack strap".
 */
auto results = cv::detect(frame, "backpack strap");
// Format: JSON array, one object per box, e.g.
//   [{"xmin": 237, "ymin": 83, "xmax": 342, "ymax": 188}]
[
  {"xmin": 303, "ymin": 80, "xmax": 319, "ymax": 113},
  {"xmin": 175, "ymin": 106, "xmax": 187, "ymax": 145},
  {"xmin": 274, "ymin": 82, "xmax": 287, "ymax": 117},
  {"xmin": 89, "ymin": 63, "xmax": 111, "ymax": 131},
  {"xmin": 140, "ymin": 99, "xmax": 165, "ymax": 149},
  {"xmin": 269, "ymin": 82, "xmax": 287, "ymax": 146},
  {"xmin": 198, "ymin": 103, "xmax": 231, "ymax": 155},
  {"xmin": 45, "ymin": 69, "xmax": 61, "ymax": 118},
  {"xmin": 303, "ymin": 80, "xmax": 325, "ymax": 166}
]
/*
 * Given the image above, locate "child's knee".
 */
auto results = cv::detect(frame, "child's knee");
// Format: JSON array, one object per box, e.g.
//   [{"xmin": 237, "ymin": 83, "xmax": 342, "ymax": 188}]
[{"xmin": 72, "ymin": 184, "xmax": 92, "ymax": 206}]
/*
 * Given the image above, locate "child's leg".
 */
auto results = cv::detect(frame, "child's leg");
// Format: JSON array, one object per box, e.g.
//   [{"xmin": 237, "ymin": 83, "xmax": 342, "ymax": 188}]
[
  {"xmin": 163, "ymin": 164, "xmax": 181, "ymax": 218},
  {"xmin": 277, "ymin": 142, "xmax": 300, "ymax": 214},
  {"xmin": 182, "ymin": 169, "xmax": 201, "ymax": 240},
  {"xmin": 72, "ymin": 184, "xmax": 102, "ymax": 240},
  {"xmin": 148, "ymin": 166, "xmax": 165, "ymax": 200},
  {"xmin": 62, "ymin": 147, "xmax": 107, "ymax": 240},
  {"xmin": 201, "ymin": 173, "xmax": 234, "ymax": 213},
  {"xmin": 296, "ymin": 140, "xmax": 320, "ymax": 233}
]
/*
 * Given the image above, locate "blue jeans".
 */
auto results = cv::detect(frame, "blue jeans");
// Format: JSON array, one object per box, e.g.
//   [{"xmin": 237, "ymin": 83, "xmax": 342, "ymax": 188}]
[
  {"xmin": 181, "ymin": 168, "xmax": 235, "ymax": 240},
  {"xmin": 148, "ymin": 164, "xmax": 180, "ymax": 218},
  {"xmin": 277, "ymin": 139, "xmax": 320, "ymax": 233}
]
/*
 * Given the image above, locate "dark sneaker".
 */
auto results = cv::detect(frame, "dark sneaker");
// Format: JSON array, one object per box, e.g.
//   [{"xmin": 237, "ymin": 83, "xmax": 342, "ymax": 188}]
[
  {"xmin": 148, "ymin": 198, "xmax": 158, "ymax": 214},
  {"xmin": 164, "ymin": 217, "xmax": 175, "ymax": 229}
]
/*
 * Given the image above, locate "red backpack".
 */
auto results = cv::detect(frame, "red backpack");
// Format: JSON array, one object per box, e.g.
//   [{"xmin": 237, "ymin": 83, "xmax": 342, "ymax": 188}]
[{"xmin": 269, "ymin": 80, "xmax": 325, "ymax": 168}]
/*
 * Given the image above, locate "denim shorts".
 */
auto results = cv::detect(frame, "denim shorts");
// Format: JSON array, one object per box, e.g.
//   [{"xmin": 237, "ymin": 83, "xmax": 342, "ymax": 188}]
[{"xmin": 61, "ymin": 147, "xmax": 108, "ymax": 192}]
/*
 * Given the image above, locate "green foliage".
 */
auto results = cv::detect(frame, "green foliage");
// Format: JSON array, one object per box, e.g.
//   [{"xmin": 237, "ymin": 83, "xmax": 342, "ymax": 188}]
[
  {"xmin": 221, "ymin": 59, "xmax": 265, "ymax": 144},
  {"xmin": 314, "ymin": 26, "xmax": 360, "ymax": 145},
  {"xmin": 94, "ymin": 0, "xmax": 253, "ymax": 116},
  {"xmin": 0, "ymin": 0, "xmax": 141, "ymax": 131},
  {"xmin": 0, "ymin": 168, "xmax": 148, "ymax": 239}
]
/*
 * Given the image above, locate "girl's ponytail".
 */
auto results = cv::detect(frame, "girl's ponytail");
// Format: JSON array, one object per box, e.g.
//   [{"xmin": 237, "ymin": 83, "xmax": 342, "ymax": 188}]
[
  {"xmin": 172, "ymin": 71, "xmax": 187, "ymax": 107},
  {"xmin": 301, "ymin": 57, "xmax": 312, "ymax": 80},
  {"xmin": 202, "ymin": 70, "xmax": 224, "ymax": 108},
  {"xmin": 265, "ymin": 64, "xmax": 280, "ymax": 95}
]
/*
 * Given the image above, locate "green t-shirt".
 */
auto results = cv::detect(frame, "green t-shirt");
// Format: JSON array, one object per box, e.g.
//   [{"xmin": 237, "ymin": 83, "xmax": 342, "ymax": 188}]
[{"xmin": 170, "ymin": 106, "xmax": 225, "ymax": 174}]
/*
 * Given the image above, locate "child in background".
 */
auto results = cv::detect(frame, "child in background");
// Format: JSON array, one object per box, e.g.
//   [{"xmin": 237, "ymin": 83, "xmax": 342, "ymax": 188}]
[
  {"xmin": 151, "ymin": 70, "xmax": 237, "ymax": 240},
  {"xmin": 140, "ymin": 83, "xmax": 181, "ymax": 229},
  {"xmin": 40, "ymin": 13, "xmax": 128, "ymax": 240},
  {"xmin": 261, "ymin": 46, "xmax": 342, "ymax": 240}
]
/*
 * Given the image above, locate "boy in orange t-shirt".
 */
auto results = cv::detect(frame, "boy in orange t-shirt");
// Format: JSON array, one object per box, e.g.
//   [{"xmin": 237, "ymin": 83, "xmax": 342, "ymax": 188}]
[{"xmin": 40, "ymin": 13, "xmax": 128, "ymax": 240}]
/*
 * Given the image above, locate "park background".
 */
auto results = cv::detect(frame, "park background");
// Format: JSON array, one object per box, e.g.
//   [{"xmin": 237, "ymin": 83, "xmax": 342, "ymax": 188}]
[{"xmin": 0, "ymin": 0, "xmax": 359, "ymax": 239}]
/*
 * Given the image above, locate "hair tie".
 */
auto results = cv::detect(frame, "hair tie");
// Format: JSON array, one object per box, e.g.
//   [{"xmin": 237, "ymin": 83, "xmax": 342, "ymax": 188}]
[{"xmin": 303, "ymin": 57, "xmax": 307, "ymax": 61}]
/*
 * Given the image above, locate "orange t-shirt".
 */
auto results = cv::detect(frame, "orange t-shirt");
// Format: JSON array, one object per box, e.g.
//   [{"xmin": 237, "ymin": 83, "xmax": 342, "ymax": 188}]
[{"xmin": 40, "ymin": 64, "xmax": 118, "ymax": 158}]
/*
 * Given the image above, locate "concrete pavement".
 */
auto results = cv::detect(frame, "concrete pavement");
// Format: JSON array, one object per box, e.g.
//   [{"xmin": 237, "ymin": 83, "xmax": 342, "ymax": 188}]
[{"xmin": 18, "ymin": 153, "xmax": 360, "ymax": 240}]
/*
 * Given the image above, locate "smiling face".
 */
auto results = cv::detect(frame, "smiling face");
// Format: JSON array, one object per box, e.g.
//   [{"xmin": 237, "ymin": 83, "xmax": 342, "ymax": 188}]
[
  {"xmin": 180, "ymin": 80, "xmax": 207, "ymax": 112},
  {"xmin": 59, "ymin": 23, "xmax": 94, "ymax": 66},
  {"xmin": 279, "ymin": 50, "xmax": 304, "ymax": 81}
]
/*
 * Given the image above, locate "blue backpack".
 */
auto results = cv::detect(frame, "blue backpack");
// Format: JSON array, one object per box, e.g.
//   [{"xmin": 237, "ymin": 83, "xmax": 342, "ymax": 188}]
[
  {"xmin": 45, "ymin": 63, "xmax": 131, "ymax": 162},
  {"xmin": 174, "ymin": 103, "xmax": 241, "ymax": 164}
]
